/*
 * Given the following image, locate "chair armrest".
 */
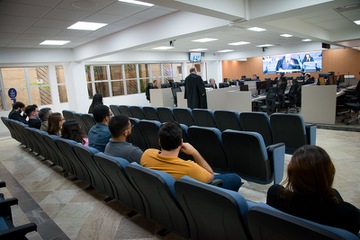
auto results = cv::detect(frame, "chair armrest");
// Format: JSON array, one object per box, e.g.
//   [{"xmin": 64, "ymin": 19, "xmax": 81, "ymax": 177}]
[
  {"xmin": 267, "ymin": 143, "xmax": 285, "ymax": 184},
  {"xmin": 305, "ymin": 124, "xmax": 317, "ymax": 145},
  {"xmin": 210, "ymin": 179, "xmax": 223, "ymax": 186},
  {"xmin": 0, "ymin": 181, "xmax": 6, "ymax": 188},
  {"xmin": 0, "ymin": 198, "xmax": 18, "ymax": 217},
  {"xmin": 0, "ymin": 222, "xmax": 37, "ymax": 239}
]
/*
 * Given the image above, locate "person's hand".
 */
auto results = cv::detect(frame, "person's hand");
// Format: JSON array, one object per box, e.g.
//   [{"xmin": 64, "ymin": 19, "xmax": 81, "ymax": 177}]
[{"xmin": 181, "ymin": 142, "xmax": 198, "ymax": 156}]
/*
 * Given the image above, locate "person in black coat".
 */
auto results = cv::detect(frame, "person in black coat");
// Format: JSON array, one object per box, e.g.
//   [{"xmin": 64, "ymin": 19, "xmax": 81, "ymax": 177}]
[
  {"xmin": 8, "ymin": 101, "xmax": 27, "ymax": 124},
  {"xmin": 184, "ymin": 67, "xmax": 207, "ymax": 109},
  {"xmin": 88, "ymin": 93, "xmax": 103, "ymax": 114}
]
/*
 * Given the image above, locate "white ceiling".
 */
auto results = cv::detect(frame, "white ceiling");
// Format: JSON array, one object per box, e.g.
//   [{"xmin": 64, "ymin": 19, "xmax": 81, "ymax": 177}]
[{"xmin": 0, "ymin": 0, "xmax": 359, "ymax": 56}]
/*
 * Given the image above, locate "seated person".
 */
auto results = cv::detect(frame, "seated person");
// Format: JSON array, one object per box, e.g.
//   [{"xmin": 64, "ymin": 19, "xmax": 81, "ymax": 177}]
[
  {"xmin": 8, "ymin": 101, "xmax": 27, "ymax": 124},
  {"xmin": 47, "ymin": 112, "xmax": 65, "ymax": 136},
  {"xmin": 61, "ymin": 120, "xmax": 88, "ymax": 145},
  {"xmin": 140, "ymin": 121, "xmax": 243, "ymax": 191},
  {"xmin": 267, "ymin": 145, "xmax": 360, "ymax": 235},
  {"xmin": 303, "ymin": 73, "xmax": 315, "ymax": 85},
  {"xmin": 104, "ymin": 115, "xmax": 143, "ymax": 163},
  {"xmin": 24, "ymin": 104, "xmax": 41, "ymax": 129},
  {"xmin": 39, "ymin": 107, "xmax": 52, "ymax": 131},
  {"xmin": 145, "ymin": 80, "xmax": 159, "ymax": 101},
  {"xmin": 88, "ymin": 105, "xmax": 112, "ymax": 152},
  {"xmin": 209, "ymin": 78, "xmax": 218, "ymax": 89}
]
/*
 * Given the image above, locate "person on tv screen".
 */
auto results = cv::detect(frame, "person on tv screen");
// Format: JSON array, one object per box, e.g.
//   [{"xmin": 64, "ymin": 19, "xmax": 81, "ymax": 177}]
[
  {"xmin": 302, "ymin": 54, "xmax": 314, "ymax": 63},
  {"xmin": 276, "ymin": 54, "xmax": 301, "ymax": 71}
]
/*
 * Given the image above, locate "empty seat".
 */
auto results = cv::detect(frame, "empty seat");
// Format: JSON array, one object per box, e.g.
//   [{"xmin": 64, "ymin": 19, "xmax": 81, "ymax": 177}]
[
  {"xmin": 138, "ymin": 120, "xmax": 161, "ymax": 149},
  {"xmin": 270, "ymin": 113, "xmax": 316, "ymax": 154},
  {"xmin": 239, "ymin": 112, "xmax": 273, "ymax": 146},
  {"xmin": 222, "ymin": 130, "xmax": 285, "ymax": 184},
  {"xmin": 192, "ymin": 109, "xmax": 217, "ymax": 127},
  {"xmin": 129, "ymin": 106, "xmax": 146, "ymax": 119},
  {"xmin": 175, "ymin": 176, "xmax": 253, "ymax": 240},
  {"xmin": 173, "ymin": 108, "xmax": 195, "ymax": 126},
  {"xmin": 118, "ymin": 105, "xmax": 132, "ymax": 117},
  {"xmin": 128, "ymin": 118, "xmax": 148, "ymax": 151},
  {"xmin": 62, "ymin": 110, "xmax": 76, "ymax": 121},
  {"xmin": 214, "ymin": 110, "xmax": 242, "ymax": 131},
  {"xmin": 188, "ymin": 126, "xmax": 228, "ymax": 172},
  {"xmin": 142, "ymin": 106, "xmax": 160, "ymax": 121},
  {"xmin": 248, "ymin": 203, "xmax": 359, "ymax": 240},
  {"xmin": 156, "ymin": 107, "xmax": 176, "ymax": 123},
  {"xmin": 109, "ymin": 105, "xmax": 121, "ymax": 116},
  {"xmin": 73, "ymin": 113, "xmax": 88, "ymax": 135},
  {"xmin": 125, "ymin": 163, "xmax": 189, "ymax": 238},
  {"xmin": 81, "ymin": 113, "xmax": 96, "ymax": 134}
]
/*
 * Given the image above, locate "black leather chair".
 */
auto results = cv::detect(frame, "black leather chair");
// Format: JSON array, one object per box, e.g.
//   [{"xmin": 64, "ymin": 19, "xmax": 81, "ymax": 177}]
[
  {"xmin": 129, "ymin": 106, "xmax": 146, "ymax": 119},
  {"xmin": 125, "ymin": 163, "xmax": 189, "ymax": 238},
  {"xmin": 173, "ymin": 108, "xmax": 195, "ymax": 126},
  {"xmin": 222, "ymin": 130, "xmax": 285, "ymax": 184},
  {"xmin": 270, "ymin": 113, "xmax": 316, "ymax": 154},
  {"xmin": 343, "ymin": 82, "xmax": 360, "ymax": 125},
  {"xmin": 248, "ymin": 203, "xmax": 359, "ymax": 240},
  {"xmin": 239, "ymin": 111, "xmax": 273, "ymax": 146},
  {"xmin": 259, "ymin": 87, "xmax": 279, "ymax": 114},
  {"xmin": 73, "ymin": 113, "xmax": 88, "ymax": 136},
  {"xmin": 118, "ymin": 105, "xmax": 132, "ymax": 117},
  {"xmin": 192, "ymin": 109, "xmax": 217, "ymax": 128},
  {"xmin": 188, "ymin": 126, "xmax": 228, "ymax": 173},
  {"xmin": 128, "ymin": 118, "xmax": 148, "ymax": 151},
  {"xmin": 175, "ymin": 176, "xmax": 253, "ymax": 240},
  {"xmin": 214, "ymin": 110, "xmax": 242, "ymax": 132},
  {"xmin": 138, "ymin": 120, "xmax": 161, "ymax": 149},
  {"xmin": 81, "ymin": 113, "xmax": 96, "ymax": 135},
  {"xmin": 94, "ymin": 153, "xmax": 146, "ymax": 216},
  {"xmin": 62, "ymin": 110, "xmax": 76, "ymax": 121},
  {"xmin": 109, "ymin": 105, "xmax": 121, "ymax": 116},
  {"xmin": 142, "ymin": 106, "xmax": 160, "ymax": 121},
  {"xmin": 156, "ymin": 107, "xmax": 176, "ymax": 123}
]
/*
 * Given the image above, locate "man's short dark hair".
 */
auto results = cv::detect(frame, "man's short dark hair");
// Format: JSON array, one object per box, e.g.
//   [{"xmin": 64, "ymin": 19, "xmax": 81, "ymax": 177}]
[
  {"xmin": 108, "ymin": 115, "xmax": 129, "ymax": 138},
  {"xmin": 92, "ymin": 105, "xmax": 109, "ymax": 123},
  {"xmin": 13, "ymin": 101, "xmax": 25, "ymax": 110},
  {"xmin": 158, "ymin": 121, "xmax": 182, "ymax": 150},
  {"xmin": 39, "ymin": 107, "xmax": 51, "ymax": 121},
  {"xmin": 189, "ymin": 67, "xmax": 196, "ymax": 73},
  {"xmin": 24, "ymin": 104, "xmax": 38, "ymax": 116}
]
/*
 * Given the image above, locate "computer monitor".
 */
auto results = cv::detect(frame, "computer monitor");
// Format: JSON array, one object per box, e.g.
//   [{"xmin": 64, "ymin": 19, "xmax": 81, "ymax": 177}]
[
  {"xmin": 219, "ymin": 83, "xmax": 230, "ymax": 88},
  {"xmin": 243, "ymin": 78, "xmax": 252, "ymax": 81},
  {"xmin": 256, "ymin": 81, "xmax": 267, "ymax": 94},
  {"xmin": 239, "ymin": 85, "xmax": 249, "ymax": 91}
]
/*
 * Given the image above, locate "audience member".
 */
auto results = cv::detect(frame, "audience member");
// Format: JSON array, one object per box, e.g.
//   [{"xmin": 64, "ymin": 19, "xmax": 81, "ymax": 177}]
[
  {"xmin": 47, "ymin": 112, "xmax": 64, "ymax": 136},
  {"xmin": 267, "ymin": 145, "xmax": 360, "ymax": 235},
  {"xmin": 184, "ymin": 67, "xmax": 207, "ymax": 109},
  {"xmin": 145, "ymin": 80, "xmax": 159, "ymax": 101},
  {"xmin": 141, "ymin": 121, "xmax": 243, "ymax": 191},
  {"xmin": 303, "ymin": 73, "xmax": 315, "ymax": 85},
  {"xmin": 61, "ymin": 120, "xmax": 88, "ymax": 145},
  {"xmin": 88, "ymin": 105, "xmax": 112, "ymax": 152},
  {"xmin": 8, "ymin": 101, "xmax": 27, "ymax": 124},
  {"xmin": 88, "ymin": 93, "xmax": 103, "ymax": 114},
  {"xmin": 209, "ymin": 78, "xmax": 217, "ymax": 89},
  {"xmin": 104, "ymin": 115, "xmax": 143, "ymax": 163},
  {"xmin": 39, "ymin": 107, "xmax": 52, "ymax": 131},
  {"xmin": 252, "ymin": 74, "xmax": 259, "ymax": 80},
  {"xmin": 24, "ymin": 104, "xmax": 41, "ymax": 129}
]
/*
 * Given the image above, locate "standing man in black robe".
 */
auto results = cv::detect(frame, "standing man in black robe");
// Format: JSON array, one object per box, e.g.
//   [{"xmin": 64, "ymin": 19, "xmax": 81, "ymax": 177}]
[{"xmin": 184, "ymin": 67, "xmax": 207, "ymax": 109}]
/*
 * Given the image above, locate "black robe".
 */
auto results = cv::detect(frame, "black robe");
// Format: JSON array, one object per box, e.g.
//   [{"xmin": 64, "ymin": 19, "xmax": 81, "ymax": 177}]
[{"xmin": 184, "ymin": 73, "xmax": 207, "ymax": 109}]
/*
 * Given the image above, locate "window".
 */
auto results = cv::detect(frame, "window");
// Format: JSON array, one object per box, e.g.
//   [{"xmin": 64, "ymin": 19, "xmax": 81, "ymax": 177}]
[{"xmin": 56, "ymin": 65, "xmax": 68, "ymax": 103}]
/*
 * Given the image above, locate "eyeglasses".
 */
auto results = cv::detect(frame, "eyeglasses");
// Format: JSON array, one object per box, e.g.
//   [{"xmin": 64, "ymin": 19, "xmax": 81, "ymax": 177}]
[{"xmin": 128, "ymin": 124, "xmax": 134, "ymax": 129}]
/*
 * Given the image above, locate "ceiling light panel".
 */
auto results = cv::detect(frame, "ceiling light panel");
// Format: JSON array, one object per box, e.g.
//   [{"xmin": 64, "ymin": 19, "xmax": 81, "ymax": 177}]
[
  {"xmin": 152, "ymin": 46, "xmax": 174, "ymax": 50},
  {"xmin": 192, "ymin": 38, "xmax": 218, "ymax": 43},
  {"xmin": 218, "ymin": 49, "xmax": 234, "ymax": 53},
  {"xmin": 68, "ymin": 21, "xmax": 108, "ymax": 30},
  {"xmin": 248, "ymin": 27, "xmax": 266, "ymax": 32},
  {"xmin": 189, "ymin": 48, "xmax": 208, "ymax": 51},
  {"xmin": 280, "ymin": 34, "xmax": 293, "ymax": 37},
  {"xmin": 40, "ymin": 40, "xmax": 70, "ymax": 45},
  {"xmin": 118, "ymin": 0, "xmax": 154, "ymax": 7},
  {"xmin": 228, "ymin": 41, "xmax": 250, "ymax": 46}
]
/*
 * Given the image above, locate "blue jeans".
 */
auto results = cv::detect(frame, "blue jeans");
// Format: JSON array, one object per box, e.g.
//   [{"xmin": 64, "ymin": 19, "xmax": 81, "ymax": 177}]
[{"xmin": 214, "ymin": 173, "xmax": 243, "ymax": 191}]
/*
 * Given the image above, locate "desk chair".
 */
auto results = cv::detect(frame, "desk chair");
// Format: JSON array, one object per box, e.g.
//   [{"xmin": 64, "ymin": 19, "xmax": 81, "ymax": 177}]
[
  {"xmin": 342, "ymin": 81, "xmax": 360, "ymax": 125},
  {"xmin": 259, "ymin": 87, "xmax": 279, "ymax": 114}
]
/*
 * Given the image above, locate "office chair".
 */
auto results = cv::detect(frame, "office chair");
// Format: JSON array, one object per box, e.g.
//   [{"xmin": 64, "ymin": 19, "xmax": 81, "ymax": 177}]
[{"xmin": 342, "ymin": 81, "xmax": 360, "ymax": 125}]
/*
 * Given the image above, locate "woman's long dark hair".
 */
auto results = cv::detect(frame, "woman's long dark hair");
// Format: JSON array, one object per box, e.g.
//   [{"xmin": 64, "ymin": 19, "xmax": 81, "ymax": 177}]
[{"xmin": 61, "ymin": 120, "xmax": 86, "ymax": 144}]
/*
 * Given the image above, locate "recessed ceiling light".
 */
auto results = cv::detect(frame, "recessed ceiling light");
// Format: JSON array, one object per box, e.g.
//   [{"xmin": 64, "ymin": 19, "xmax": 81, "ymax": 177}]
[
  {"xmin": 256, "ymin": 44, "xmax": 274, "ymax": 47},
  {"xmin": 189, "ymin": 48, "xmax": 208, "ymax": 51},
  {"xmin": 192, "ymin": 38, "xmax": 218, "ymax": 43},
  {"xmin": 280, "ymin": 34, "xmax": 293, "ymax": 38},
  {"xmin": 228, "ymin": 41, "xmax": 250, "ymax": 46},
  {"xmin": 67, "ymin": 21, "xmax": 107, "ymax": 30},
  {"xmin": 217, "ymin": 49, "xmax": 234, "ymax": 53},
  {"xmin": 118, "ymin": 0, "xmax": 154, "ymax": 7},
  {"xmin": 40, "ymin": 40, "xmax": 70, "ymax": 45},
  {"xmin": 302, "ymin": 39, "xmax": 312, "ymax": 42},
  {"xmin": 248, "ymin": 27, "xmax": 266, "ymax": 32},
  {"xmin": 354, "ymin": 20, "xmax": 360, "ymax": 25},
  {"xmin": 152, "ymin": 46, "xmax": 174, "ymax": 50}
]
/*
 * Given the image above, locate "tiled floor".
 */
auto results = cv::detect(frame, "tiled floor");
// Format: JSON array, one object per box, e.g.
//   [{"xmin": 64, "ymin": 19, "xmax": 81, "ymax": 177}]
[{"xmin": 0, "ymin": 128, "xmax": 359, "ymax": 239}]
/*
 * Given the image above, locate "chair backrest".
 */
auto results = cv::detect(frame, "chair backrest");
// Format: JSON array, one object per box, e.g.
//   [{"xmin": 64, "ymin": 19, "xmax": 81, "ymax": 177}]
[
  {"xmin": 142, "ymin": 106, "xmax": 160, "ymax": 121},
  {"xmin": 129, "ymin": 106, "xmax": 146, "ymax": 119},
  {"xmin": 62, "ymin": 110, "xmax": 76, "ymax": 121},
  {"xmin": 156, "ymin": 107, "xmax": 176, "ymax": 123},
  {"xmin": 239, "ymin": 112, "xmax": 272, "ymax": 146},
  {"xmin": 171, "ymin": 87, "xmax": 182, "ymax": 106},
  {"xmin": 192, "ymin": 109, "xmax": 217, "ymax": 128},
  {"xmin": 118, "ymin": 105, "xmax": 132, "ymax": 117},
  {"xmin": 188, "ymin": 126, "xmax": 228, "ymax": 172},
  {"xmin": 73, "ymin": 113, "xmax": 88, "ymax": 135},
  {"xmin": 248, "ymin": 203, "xmax": 359, "ymax": 240},
  {"xmin": 214, "ymin": 110, "xmax": 242, "ymax": 132},
  {"xmin": 125, "ymin": 163, "xmax": 189, "ymax": 238},
  {"xmin": 222, "ymin": 130, "xmax": 273, "ymax": 184},
  {"xmin": 138, "ymin": 120, "xmax": 161, "ymax": 149},
  {"xmin": 42, "ymin": 134, "xmax": 64, "ymax": 167},
  {"xmin": 128, "ymin": 118, "xmax": 148, "ymax": 151},
  {"xmin": 264, "ymin": 87, "xmax": 278, "ymax": 111},
  {"xmin": 173, "ymin": 108, "xmax": 195, "ymax": 126},
  {"xmin": 175, "ymin": 176, "xmax": 252, "ymax": 240},
  {"xmin": 93, "ymin": 153, "xmax": 145, "ymax": 215},
  {"xmin": 270, "ymin": 113, "xmax": 306, "ymax": 154},
  {"xmin": 109, "ymin": 105, "xmax": 121, "ymax": 116},
  {"xmin": 81, "ymin": 113, "xmax": 96, "ymax": 134}
]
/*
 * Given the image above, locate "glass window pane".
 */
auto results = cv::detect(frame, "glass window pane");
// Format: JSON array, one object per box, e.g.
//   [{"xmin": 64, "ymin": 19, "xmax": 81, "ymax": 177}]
[
  {"xmin": 0, "ymin": 88, "xmax": 3, "ymax": 110},
  {"xmin": 58, "ymin": 85, "xmax": 68, "ymax": 103},
  {"xmin": 2, "ymin": 68, "xmax": 27, "ymax": 88},
  {"xmin": 126, "ymin": 79, "xmax": 138, "ymax": 94},
  {"xmin": 94, "ymin": 66, "xmax": 107, "ymax": 81},
  {"xmin": 56, "ymin": 65, "xmax": 66, "ymax": 84},
  {"xmin": 140, "ymin": 79, "xmax": 150, "ymax": 93},
  {"xmin": 5, "ymin": 88, "xmax": 29, "ymax": 108},
  {"xmin": 110, "ymin": 65, "xmax": 123, "ymax": 80},
  {"xmin": 139, "ymin": 64, "xmax": 150, "ymax": 78},
  {"xmin": 173, "ymin": 63, "xmax": 183, "ymax": 81},
  {"xmin": 28, "ymin": 67, "xmax": 49, "ymax": 85},
  {"xmin": 124, "ymin": 64, "xmax": 136, "ymax": 78},
  {"xmin": 85, "ymin": 66, "xmax": 91, "ymax": 82},
  {"xmin": 87, "ymin": 83, "xmax": 93, "ymax": 98},
  {"xmin": 162, "ymin": 63, "xmax": 173, "ymax": 79},
  {"xmin": 30, "ymin": 86, "xmax": 52, "ymax": 105},
  {"xmin": 111, "ymin": 81, "xmax": 124, "ymax": 96},
  {"xmin": 151, "ymin": 64, "xmax": 161, "ymax": 78},
  {"xmin": 95, "ymin": 82, "xmax": 110, "ymax": 97}
]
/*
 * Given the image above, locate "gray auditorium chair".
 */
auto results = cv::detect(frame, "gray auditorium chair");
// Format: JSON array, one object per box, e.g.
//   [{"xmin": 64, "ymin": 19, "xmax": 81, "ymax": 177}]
[
  {"xmin": 188, "ymin": 126, "xmax": 228, "ymax": 173},
  {"xmin": 125, "ymin": 163, "xmax": 189, "ymax": 238},
  {"xmin": 118, "ymin": 105, "xmax": 132, "ymax": 117},
  {"xmin": 175, "ymin": 176, "xmax": 253, "ymax": 240},
  {"xmin": 270, "ymin": 113, "xmax": 316, "ymax": 154},
  {"xmin": 142, "ymin": 106, "xmax": 160, "ymax": 121},
  {"xmin": 62, "ymin": 110, "xmax": 76, "ymax": 121},
  {"xmin": 239, "ymin": 111, "xmax": 273, "ymax": 146},
  {"xmin": 156, "ymin": 107, "xmax": 176, "ymax": 123},
  {"xmin": 222, "ymin": 130, "xmax": 285, "ymax": 184},
  {"xmin": 129, "ymin": 106, "xmax": 146, "ymax": 119},
  {"xmin": 138, "ymin": 119, "xmax": 161, "ymax": 149},
  {"xmin": 192, "ymin": 109, "xmax": 217, "ymax": 128},
  {"xmin": 173, "ymin": 108, "xmax": 195, "ymax": 126},
  {"xmin": 214, "ymin": 110, "xmax": 242, "ymax": 132},
  {"xmin": 94, "ymin": 153, "xmax": 145, "ymax": 216},
  {"xmin": 81, "ymin": 113, "xmax": 96, "ymax": 134},
  {"xmin": 73, "ymin": 113, "xmax": 88, "ymax": 136},
  {"xmin": 109, "ymin": 105, "xmax": 121, "ymax": 116},
  {"xmin": 248, "ymin": 203, "xmax": 359, "ymax": 240},
  {"xmin": 128, "ymin": 118, "xmax": 148, "ymax": 151}
]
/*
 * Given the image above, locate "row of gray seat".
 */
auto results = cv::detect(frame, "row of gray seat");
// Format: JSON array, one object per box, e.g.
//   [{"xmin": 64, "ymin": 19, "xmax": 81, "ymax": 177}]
[{"xmin": 1, "ymin": 117, "xmax": 356, "ymax": 240}]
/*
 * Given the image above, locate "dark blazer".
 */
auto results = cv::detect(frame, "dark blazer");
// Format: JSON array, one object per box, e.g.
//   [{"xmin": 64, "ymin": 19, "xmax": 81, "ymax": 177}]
[
  {"xmin": 184, "ymin": 73, "xmax": 207, "ymax": 109},
  {"xmin": 8, "ymin": 109, "xmax": 28, "ymax": 124}
]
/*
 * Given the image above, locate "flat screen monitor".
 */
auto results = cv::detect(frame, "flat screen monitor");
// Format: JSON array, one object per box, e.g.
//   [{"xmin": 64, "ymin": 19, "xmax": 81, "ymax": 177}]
[
  {"xmin": 239, "ymin": 85, "xmax": 249, "ymax": 91},
  {"xmin": 189, "ymin": 52, "xmax": 202, "ymax": 62},
  {"xmin": 219, "ymin": 83, "xmax": 229, "ymax": 88}
]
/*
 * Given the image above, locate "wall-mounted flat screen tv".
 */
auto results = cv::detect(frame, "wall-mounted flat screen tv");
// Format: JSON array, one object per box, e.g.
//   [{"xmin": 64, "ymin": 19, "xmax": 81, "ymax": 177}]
[
  {"xmin": 262, "ymin": 51, "xmax": 322, "ymax": 74},
  {"xmin": 189, "ymin": 52, "xmax": 202, "ymax": 62}
]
